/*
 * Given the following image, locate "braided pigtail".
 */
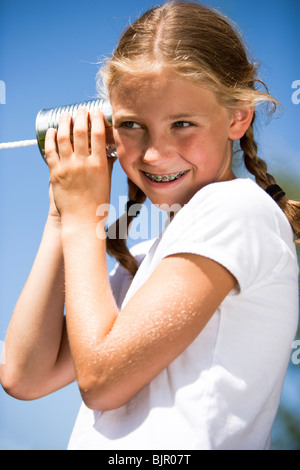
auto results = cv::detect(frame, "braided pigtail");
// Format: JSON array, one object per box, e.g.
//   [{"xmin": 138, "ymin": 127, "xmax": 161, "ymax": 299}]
[
  {"xmin": 106, "ymin": 179, "xmax": 146, "ymax": 276},
  {"xmin": 240, "ymin": 114, "xmax": 300, "ymax": 242}
]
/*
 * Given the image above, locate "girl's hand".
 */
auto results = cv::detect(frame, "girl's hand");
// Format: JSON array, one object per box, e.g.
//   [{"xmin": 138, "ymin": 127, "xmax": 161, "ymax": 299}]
[{"xmin": 45, "ymin": 107, "xmax": 115, "ymax": 228}]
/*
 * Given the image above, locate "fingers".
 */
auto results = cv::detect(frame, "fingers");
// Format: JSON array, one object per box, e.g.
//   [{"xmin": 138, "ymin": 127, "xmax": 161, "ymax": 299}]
[
  {"xmin": 90, "ymin": 108, "xmax": 107, "ymax": 159},
  {"xmin": 57, "ymin": 113, "xmax": 74, "ymax": 157},
  {"xmin": 58, "ymin": 107, "xmax": 106, "ymax": 158},
  {"xmin": 46, "ymin": 107, "xmax": 109, "ymax": 164},
  {"xmin": 73, "ymin": 107, "xmax": 90, "ymax": 157},
  {"xmin": 45, "ymin": 128, "xmax": 59, "ymax": 168},
  {"xmin": 54, "ymin": 109, "xmax": 90, "ymax": 159}
]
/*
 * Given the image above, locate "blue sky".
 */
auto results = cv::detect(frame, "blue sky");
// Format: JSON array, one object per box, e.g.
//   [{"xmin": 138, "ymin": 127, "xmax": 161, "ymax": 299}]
[{"xmin": 0, "ymin": 0, "xmax": 299, "ymax": 450}]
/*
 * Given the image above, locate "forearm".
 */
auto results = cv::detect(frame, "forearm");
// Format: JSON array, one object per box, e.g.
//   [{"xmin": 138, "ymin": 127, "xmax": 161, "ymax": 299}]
[
  {"xmin": 42, "ymin": 108, "xmax": 127, "ymax": 407},
  {"xmin": 2, "ymin": 216, "xmax": 66, "ymax": 392},
  {"xmin": 61, "ymin": 222, "xmax": 236, "ymax": 414},
  {"xmin": 62, "ymin": 222, "xmax": 118, "ymax": 396}
]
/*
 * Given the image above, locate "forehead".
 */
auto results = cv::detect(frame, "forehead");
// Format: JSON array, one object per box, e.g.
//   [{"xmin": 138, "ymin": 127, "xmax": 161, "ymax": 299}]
[
  {"xmin": 110, "ymin": 72, "xmax": 220, "ymax": 115},
  {"xmin": 111, "ymin": 73, "xmax": 171, "ymax": 102}
]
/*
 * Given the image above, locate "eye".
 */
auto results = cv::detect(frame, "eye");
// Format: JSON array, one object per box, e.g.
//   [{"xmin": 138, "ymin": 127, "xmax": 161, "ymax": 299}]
[
  {"xmin": 173, "ymin": 121, "xmax": 193, "ymax": 128},
  {"xmin": 120, "ymin": 121, "xmax": 142, "ymax": 129}
]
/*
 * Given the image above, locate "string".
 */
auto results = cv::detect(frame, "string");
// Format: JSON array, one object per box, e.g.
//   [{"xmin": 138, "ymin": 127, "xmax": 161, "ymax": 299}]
[{"xmin": 0, "ymin": 139, "xmax": 37, "ymax": 150}]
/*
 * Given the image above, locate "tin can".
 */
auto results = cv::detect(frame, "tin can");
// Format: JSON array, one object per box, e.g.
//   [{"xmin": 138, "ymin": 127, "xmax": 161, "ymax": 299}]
[{"xmin": 35, "ymin": 98, "xmax": 116, "ymax": 163}]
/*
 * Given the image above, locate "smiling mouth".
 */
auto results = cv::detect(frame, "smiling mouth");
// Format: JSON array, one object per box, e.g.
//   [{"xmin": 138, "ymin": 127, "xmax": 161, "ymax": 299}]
[{"xmin": 144, "ymin": 170, "xmax": 188, "ymax": 182}]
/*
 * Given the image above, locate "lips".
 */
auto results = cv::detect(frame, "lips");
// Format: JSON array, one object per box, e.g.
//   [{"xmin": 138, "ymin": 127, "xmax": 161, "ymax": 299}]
[{"xmin": 144, "ymin": 170, "xmax": 188, "ymax": 182}]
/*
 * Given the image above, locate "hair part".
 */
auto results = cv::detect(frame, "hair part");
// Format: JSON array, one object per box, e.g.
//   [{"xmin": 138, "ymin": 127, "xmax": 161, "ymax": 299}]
[
  {"xmin": 100, "ymin": 0, "xmax": 300, "ymax": 276},
  {"xmin": 98, "ymin": 1, "xmax": 277, "ymax": 111}
]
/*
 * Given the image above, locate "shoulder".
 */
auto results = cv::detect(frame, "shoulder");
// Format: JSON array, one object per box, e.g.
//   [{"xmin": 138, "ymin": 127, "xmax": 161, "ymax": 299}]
[
  {"xmin": 174, "ymin": 178, "xmax": 292, "ymax": 236},
  {"xmin": 188, "ymin": 178, "xmax": 275, "ymax": 214},
  {"xmin": 157, "ymin": 179, "xmax": 296, "ymax": 292}
]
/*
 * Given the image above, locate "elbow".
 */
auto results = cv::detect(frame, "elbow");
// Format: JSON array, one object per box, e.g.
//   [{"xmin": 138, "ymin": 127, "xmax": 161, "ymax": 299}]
[
  {"xmin": 1, "ymin": 376, "xmax": 31, "ymax": 401},
  {"xmin": 78, "ymin": 375, "xmax": 133, "ymax": 412},
  {"xmin": 0, "ymin": 366, "xmax": 43, "ymax": 401},
  {"xmin": 81, "ymin": 394, "xmax": 119, "ymax": 412},
  {"xmin": 1, "ymin": 366, "xmax": 20, "ymax": 398}
]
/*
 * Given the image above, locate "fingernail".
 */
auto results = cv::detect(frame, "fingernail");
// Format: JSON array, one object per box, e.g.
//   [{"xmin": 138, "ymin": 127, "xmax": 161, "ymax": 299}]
[{"xmin": 46, "ymin": 127, "xmax": 56, "ymax": 136}]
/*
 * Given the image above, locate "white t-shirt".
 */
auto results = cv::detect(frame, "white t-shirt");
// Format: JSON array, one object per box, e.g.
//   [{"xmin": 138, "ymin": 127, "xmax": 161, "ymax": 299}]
[{"xmin": 68, "ymin": 178, "xmax": 299, "ymax": 450}]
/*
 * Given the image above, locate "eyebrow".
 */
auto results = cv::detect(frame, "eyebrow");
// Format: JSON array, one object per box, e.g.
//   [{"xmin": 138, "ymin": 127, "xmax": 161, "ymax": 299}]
[
  {"xmin": 113, "ymin": 114, "xmax": 138, "ymax": 125},
  {"xmin": 166, "ymin": 113, "xmax": 205, "ymax": 121},
  {"xmin": 113, "ymin": 113, "xmax": 205, "ymax": 125}
]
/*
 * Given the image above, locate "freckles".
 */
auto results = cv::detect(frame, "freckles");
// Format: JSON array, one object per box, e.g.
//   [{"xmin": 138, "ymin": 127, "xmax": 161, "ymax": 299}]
[
  {"xmin": 116, "ymin": 138, "xmax": 141, "ymax": 168},
  {"xmin": 112, "ymin": 130, "xmax": 123, "ymax": 152},
  {"xmin": 117, "ymin": 148, "xmax": 139, "ymax": 182},
  {"xmin": 117, "ymin": 147, "xmax": 137, "ymax": 167}
]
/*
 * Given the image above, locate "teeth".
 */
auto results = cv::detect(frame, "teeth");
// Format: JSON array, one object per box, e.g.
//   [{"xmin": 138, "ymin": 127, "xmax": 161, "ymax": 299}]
[{"xmin": 145, "ymin": 170, "xmax": 187, "ymax": 182}]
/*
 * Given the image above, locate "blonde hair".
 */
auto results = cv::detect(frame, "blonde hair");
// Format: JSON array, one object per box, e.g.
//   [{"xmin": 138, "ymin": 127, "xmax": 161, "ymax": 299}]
[{"xmin": 99, "ymin": 0, "xmax": 300, "ymax": 275}]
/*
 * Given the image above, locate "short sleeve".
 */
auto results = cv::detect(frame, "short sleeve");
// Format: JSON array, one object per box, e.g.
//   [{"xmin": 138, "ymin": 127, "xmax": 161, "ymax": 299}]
[{"xmin": 158, "ymin": 179, "xmax": 294, "ymax": 293}]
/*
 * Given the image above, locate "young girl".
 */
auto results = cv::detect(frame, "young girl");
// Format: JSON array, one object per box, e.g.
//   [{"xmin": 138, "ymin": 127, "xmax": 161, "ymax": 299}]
[{"xmin": 1, "ymin": 0, "xmax": 299, "ymax": 450}]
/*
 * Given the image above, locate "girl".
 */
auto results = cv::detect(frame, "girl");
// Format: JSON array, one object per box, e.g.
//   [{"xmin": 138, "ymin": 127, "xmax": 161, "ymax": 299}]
[{"xmin": 1, "ymin": 0, "xmax": 299, "ymax": 450}]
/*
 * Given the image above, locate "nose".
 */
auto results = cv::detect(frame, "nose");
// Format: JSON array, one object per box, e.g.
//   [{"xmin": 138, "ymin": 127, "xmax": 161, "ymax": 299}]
[
  {"xmin": 142, "ymin": 133, "xmax": 176, "ymax": 166},
  {"xmin": 142, "ymin": 147, "xmax": 164, "ymax": 165}
]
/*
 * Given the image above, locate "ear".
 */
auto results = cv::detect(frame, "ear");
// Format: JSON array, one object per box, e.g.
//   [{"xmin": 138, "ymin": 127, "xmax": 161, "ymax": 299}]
[{"xmin": 228, "ymin": 107, "xmax": 254, "ymax": 141}]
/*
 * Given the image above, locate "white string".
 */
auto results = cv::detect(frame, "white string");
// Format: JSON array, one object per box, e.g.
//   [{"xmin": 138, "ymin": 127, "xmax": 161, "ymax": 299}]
[{"xmin": 0, "ymin": 139, "xmax": 37, "ymax": 149}]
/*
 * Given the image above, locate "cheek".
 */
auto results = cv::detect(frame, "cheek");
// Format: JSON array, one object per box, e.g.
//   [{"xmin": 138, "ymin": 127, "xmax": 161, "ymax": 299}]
[
  {"xmin": 178, "ymin": 136, "xmax": 211, "ymax": 166},
  {"xmin": 113, "ymin": 133, "xmax": 137, "ymax": 176},
  {"xmin": 182, "ymin": 131, "xmax": 230, "ymax": 174},
  {"xmin": 114, "ymin": 130, "xmax": 137, "ymax": 156},
  {"xmin": 114, "ymin": 129, "xmax": 143, "ymax": 160}
]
